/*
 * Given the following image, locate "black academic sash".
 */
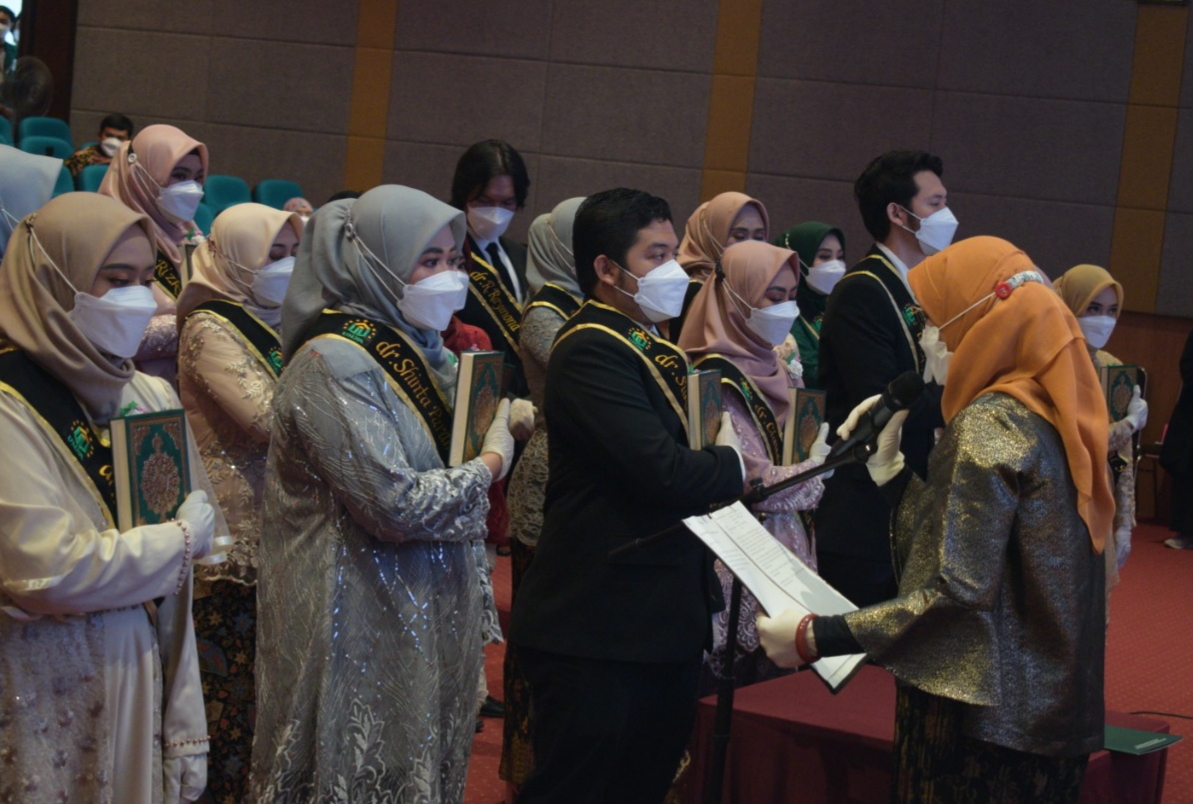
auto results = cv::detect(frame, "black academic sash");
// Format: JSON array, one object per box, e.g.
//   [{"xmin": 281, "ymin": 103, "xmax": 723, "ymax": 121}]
[
  {"xmin": 0, "ymin": 348, "xmax": 118, "ymax": 522},
  {"xmin": 847, "ymin": 249, "xmax": 927, "ymax": 373},
  {"xmin": 189, "ymin": 300, "xmax": 284, "ymax": 378},
  {"xmin": 524, "ymin": 283, "xmax": 582, "ymax": 322},
  {"xmin": 154, "ymin": 249, "xmax": 184, "ymax": 301},
  {"xmin": 303, "ymin": 311, "xmax": 454, "ymax": 463},
  {"xmin": 555, "ymin": 300, "xmax": 694, "ymax": 444},
  {"xmin": 463, "ymin": 241, "xmax": 523, "ymax": 359},
  {"xmin": 693, "ymin": 354, "xmax": 784, "ymax": 465}
]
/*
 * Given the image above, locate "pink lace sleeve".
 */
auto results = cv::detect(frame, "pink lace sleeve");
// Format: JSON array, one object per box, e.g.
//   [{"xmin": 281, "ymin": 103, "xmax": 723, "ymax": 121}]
[{"xmin": 723, "ymin": 390, "xmax": 823, "ymax": 514}]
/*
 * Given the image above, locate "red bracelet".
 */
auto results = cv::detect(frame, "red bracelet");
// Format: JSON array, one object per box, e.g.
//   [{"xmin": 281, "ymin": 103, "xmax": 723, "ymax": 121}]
[{"xmin": 795, "ymin": 613, "xmax": 820, "ymax": 665}]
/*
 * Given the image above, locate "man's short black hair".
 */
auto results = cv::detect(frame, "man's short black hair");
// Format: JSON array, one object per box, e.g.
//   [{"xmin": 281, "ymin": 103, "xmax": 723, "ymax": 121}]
[
  {"xmin": 573, "ymin": 188, "xmax": 672, "ymax": 298},
  {"xmin": 449, "ymin": 139, "xmax": 530, "ymax": 210},
  {"xmin": 854, "ymin": 150, "xmax": 944, "ymax": 242},
  {"xmin": 326, "ymin": 190, "xmax": 362, "ymax": 203},
  {"xmin": 99, "ymin": 114, "xmax": 134, "ymax": 137}
]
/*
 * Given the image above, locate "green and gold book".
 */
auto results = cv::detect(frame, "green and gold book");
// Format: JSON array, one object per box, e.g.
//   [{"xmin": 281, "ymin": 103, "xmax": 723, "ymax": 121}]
[
  {"xmin": 687, "ymin": 369, "xmax": 722, "ymax": 449},
  {"xmin": 1099, "ymin": 364, "xmax": 1146, "ymax": 423},
  {"xmin": 110, "ymin": 409, "xmax": 193, "ymax": 532},
  {"xmin": 450, "ymin": 350, "xmax": 505, "ymax": 466},
  {"xmin": 784, "ymin": 387, "xmax": 826, "ymax": 465}
]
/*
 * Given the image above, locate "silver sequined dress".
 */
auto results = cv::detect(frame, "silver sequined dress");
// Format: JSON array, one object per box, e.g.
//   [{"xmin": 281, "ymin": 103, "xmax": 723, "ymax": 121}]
[{"xmin": 251, "ymin": 337, "xmax": 492, "ymax": 803}]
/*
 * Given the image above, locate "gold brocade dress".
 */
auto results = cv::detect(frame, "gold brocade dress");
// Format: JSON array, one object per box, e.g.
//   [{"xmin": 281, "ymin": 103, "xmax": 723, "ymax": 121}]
[{"xmin": 843, "ymin": 393, "xmax": 1105, "ymax": 802}]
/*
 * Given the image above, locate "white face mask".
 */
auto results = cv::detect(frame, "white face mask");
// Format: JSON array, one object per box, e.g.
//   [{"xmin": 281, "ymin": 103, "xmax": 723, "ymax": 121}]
[
  {"xmin": 397, "ymin": 270, "xmax": 470, "ymax": 332},
  {"xmin": 805, "ymin": 259, "xmax": 845, "ymax": 295},
  {"xmin": 252, "ymin": 256, "xmax": 295, "ymax": 308},
  {"xmin": 1078, "ymin": 315, "xmax": 1116, "ymax": 350},
  {"xmin": 158, "ymin": 180, "xmax": 205, "ymax": 223},
  {"xmin": 70, "ymin": 286, "xmax": 159, "ymax": 359},
  {"xmin": 901, "ymin": 206, "xmax": 959, "ymax": 256},
  {"xmin": 918, "ymin": 324, "xmax": 952, "ymax": 385},
  {"xmin": 725, "ymin": 280, "xmax": 799, "ymax": 346},
  {"xmin": 467, "ymin": 206, "xmax": 514, "ymax": 243},
  {"xmin": 615, "ymin": 259, "xmax": 689, "ymax": 324},
  {"xmin": 352, "ymin": 232, "xmax": 469, "ymax": 332},
  {"xmin": 36, "ymin": 228, "xmax": 158, "ymax": 359},
  {"xmin": 100, "ymin": 137, "xmax": 124, "ymax": 158}
]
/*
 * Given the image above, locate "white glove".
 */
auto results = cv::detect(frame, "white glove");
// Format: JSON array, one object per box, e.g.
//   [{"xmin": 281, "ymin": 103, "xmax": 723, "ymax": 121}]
[
  {"xmin": 1115, "ymin": 524, "xmax": 1133, "ymax": 570},
  {"xmin": 508, "ymin": 398, "xmax": 536, "ymax": 441},
  {"xmin": 163, "ymin": 754, "xmax": 207, "ymax": 803},
  {"xmin": 838, "ymin": 394, "xmax": 909, "ymax": 487},
  {"xmin": 1124, "ymin": 385, "xmax": 1148, "ymax": 433},
  {"xmin": 808, "ymin": 422, "xmax": 833, "ymax": 480},
  {"xmin": 756, "ymin": 608, "xmax": 804, "ymax": 669},
  {"xmin": 481, "ymin": 398, "xmax": 515, "ymax": 482},
  {"xmin": 175, "ymin": 490, "xmax": 215, "ymax": 559},
  {"xmin": 714, "ymin": 411, "xmax": 746, "ymax": 482}
]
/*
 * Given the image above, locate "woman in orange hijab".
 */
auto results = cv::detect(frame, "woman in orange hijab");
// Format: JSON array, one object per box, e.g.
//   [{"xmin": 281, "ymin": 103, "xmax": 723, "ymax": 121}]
[{"xmin": 758, "ymin": 236, "xmax": 1112, "ymax": 802}]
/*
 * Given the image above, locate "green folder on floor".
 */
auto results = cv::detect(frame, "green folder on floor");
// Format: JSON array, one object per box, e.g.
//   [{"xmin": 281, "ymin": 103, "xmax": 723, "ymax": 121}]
[{"xmin": 1104, "ymin": 725, "xmax": 1183, "ymax": 755}]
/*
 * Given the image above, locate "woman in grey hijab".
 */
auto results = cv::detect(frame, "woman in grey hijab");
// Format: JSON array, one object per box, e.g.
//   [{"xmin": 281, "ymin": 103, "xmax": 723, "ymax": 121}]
[
  {"xmin": 0, "ymin": 143, "xmax": 61, "ymax": 257},
  {"xmin": 252, "ymin": 185, "xmax": 516, "ymax": 803},
  {"xmin": 500, "ymin": 196, "xmax": 584, "ymax": 793}
]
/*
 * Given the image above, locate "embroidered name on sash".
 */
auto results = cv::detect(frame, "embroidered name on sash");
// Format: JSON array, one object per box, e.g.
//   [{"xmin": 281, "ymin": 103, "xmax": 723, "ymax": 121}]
[
  {"xmin": 695, "ymin": 354, "xmax": 783, "ymax": 464},
  {"xmin": 305, "ymin": 312, "xmax": 453, "ymax": 462}
]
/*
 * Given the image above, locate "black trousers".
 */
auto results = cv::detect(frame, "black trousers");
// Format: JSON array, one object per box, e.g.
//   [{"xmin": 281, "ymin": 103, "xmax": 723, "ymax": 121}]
[
  {"xmin": 815, "ymin": 550, "xmax": 899, "ymax": 608},
  {"xmin": 515, "ymin": 645, "xmax": 701, "ymax": 804}
]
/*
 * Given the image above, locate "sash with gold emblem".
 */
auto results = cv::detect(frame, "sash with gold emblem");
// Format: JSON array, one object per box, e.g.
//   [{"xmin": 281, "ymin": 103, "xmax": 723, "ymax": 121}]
[
  {"xmin": 846, "ymin": 249, "xmax": 927, "ymax": 373},
  {"xmin": 525, "ymin": 282, "xmax": 582, "ymax": 323},
  {"xmin": 189, "ymin": 300, "xmax": 285, "ymax": 378},
  {"xmin": 463, "ymin": 243, "xmax": 523, "ymax": 359},
  {"xmin": 154, "ymin": 249, "xmax": 184, "ymax": 301},
  {"xmin": 693, "ymin": 354, "xmax": 784, "ymax": 465},
  {"xmin": 0, "ymin": 348, "xmax": 118, "ymax": 522},
  {"xmin": 554, "ymin": 300, "xmax": 695, "ymax": 444},
  {"xmin": 302, "ymin": 311, "xmax": 454, "ymax": 463}
]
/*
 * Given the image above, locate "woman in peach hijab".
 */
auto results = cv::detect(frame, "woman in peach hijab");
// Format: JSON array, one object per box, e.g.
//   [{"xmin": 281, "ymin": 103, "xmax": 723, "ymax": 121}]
[
  {"xmin": 176, "ymin": 202, "xmax": 301, "ymax": 803},
  {"xmin": 100, "ymin": 123, "xmax": 209, "ymax": 384},
  {"xmin": 674, "ymin": 191, "xmax": 771, "ymax": 338},
  {"xmin": 759, "ymin": 237, "xmax": 1112, "ymax": 802},
  {"xmin": 679, "ymin": 239, "xmax": 829, "ymax": 690}
]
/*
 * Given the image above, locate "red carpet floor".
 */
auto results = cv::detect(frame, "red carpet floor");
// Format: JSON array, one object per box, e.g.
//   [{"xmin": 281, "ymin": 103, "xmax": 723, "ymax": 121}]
[{"xmin": 466, "ymin": 521, "xmax": 1193, "ymax": 804}]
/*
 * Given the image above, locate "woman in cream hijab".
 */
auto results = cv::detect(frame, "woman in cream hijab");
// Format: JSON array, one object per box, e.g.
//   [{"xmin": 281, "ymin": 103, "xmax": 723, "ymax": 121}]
[
  {"xmin": 0, "ymin": 143, "xmax": 61, "ymax": 258},
  {"xmin": 760, "ymin": 237, "xmax": 1112, "ymax": 802},
  {"xmin": 100, "ymin": 124, "xmax": 210, "ymax": 384},
  {"xmin": 0, "ymin": 192, "xmax": 226, "ymax": 803},
  {"xmin": 1054, "ymin": 264, "xmax": 1147, "ymax": 571},
  {"xmin": 176, "ymin": 202, "xmax": 301, "ymax": 804},
  {"xmin": 252, "ymin": 185, "xmax": 516, "ymax": 803}
]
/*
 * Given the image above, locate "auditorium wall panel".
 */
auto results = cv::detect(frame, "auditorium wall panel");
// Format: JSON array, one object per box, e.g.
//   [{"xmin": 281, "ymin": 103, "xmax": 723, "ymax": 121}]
[
  {"xmin": 70, "ymin": 0, "xmax": 1188, "ymax": 322},
  {"xmin": 755, "ymin": 0, "xmax": 945, "ymax": 88},
  {"xmin": 936, "ymin": 2, "xmax": 1136, "ymax": 102},
  {"xmin": 386, "ymin": 52, "xmax": 547, "ymax": 150}
]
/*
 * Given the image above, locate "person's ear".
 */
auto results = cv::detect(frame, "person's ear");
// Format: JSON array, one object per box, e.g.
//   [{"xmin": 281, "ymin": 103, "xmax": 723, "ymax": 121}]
[{"xmin": 594, "ymin": 255, "xmax": 618, "ymax": 287}]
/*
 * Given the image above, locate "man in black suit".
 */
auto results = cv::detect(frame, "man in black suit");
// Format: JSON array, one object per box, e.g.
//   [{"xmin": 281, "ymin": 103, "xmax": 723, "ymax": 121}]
[
  {"xmin": 815, "ymin": 150, "xmax": 952, "ymax": 607},
  {"xmin": 509, "ymin": 188, "xmax": 744, "ymax": 804},
  {"xmin": 450, "ymin": 139, "xmax": 531, "ymax": 395}
]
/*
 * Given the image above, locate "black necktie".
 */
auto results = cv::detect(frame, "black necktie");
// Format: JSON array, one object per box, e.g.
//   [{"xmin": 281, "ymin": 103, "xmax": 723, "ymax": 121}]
[{"xmin": 486, "ymin": 241, "xmax": 519, "ymax": 301}]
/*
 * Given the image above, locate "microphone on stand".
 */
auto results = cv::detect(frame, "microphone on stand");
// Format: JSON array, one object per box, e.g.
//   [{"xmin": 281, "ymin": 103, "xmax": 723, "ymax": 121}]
[{"xmin": 825, "ymin": 370, "xmax": 925, "ymax": 464}]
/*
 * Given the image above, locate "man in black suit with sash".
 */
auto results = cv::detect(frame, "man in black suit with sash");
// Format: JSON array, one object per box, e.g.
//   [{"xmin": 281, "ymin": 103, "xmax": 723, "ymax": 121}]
[
  {"xmin": 451, "ymin": 139, "xmax": 532, "ymax": 395},
  {"xmin": 509, "ymin": 188, "xmax": 744, "ymax": 804},
  {"xmin": 815, "ymin": 151, "xmax": 953, "ymax": 607}
]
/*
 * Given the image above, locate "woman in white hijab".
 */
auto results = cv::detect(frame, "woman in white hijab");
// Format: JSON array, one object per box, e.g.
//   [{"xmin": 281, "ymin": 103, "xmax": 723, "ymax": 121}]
[
  {"xmin": 252, "ymin": 185, "xmax": 516, "ymax": 802},
  {"xmin": 0, "ymin": 192, "xmax": 227, "ymax": 803}
]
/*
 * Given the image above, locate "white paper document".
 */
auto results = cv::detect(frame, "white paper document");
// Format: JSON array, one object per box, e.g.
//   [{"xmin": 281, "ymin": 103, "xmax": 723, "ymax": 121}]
[{"xmin": 684, "ymin": 502, "xmax": 868, "ymax": 691}]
